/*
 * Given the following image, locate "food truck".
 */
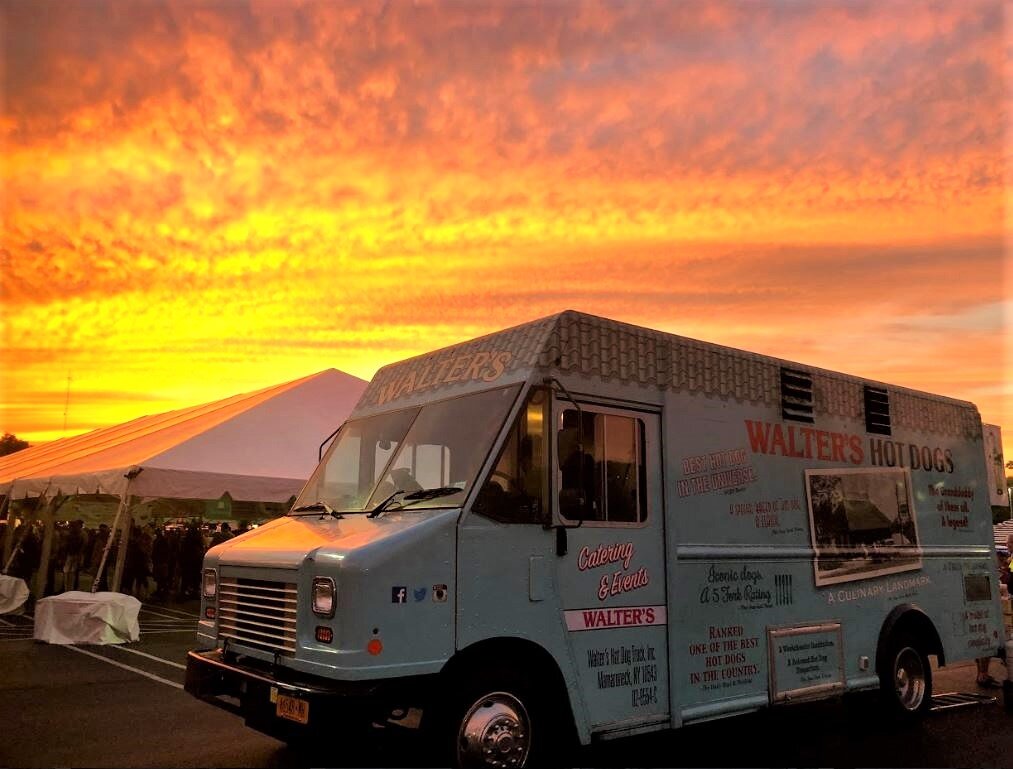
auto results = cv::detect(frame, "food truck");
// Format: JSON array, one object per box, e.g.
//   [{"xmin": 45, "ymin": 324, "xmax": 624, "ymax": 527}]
[{"xmin": 185, "ymin": 310, "xmax": 1005, "ymax": 766}]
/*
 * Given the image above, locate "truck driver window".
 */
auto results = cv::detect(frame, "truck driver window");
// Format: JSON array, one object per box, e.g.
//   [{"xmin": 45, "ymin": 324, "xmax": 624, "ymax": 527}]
[
  {"xmin": 559, "ymin": 409, "xmax": 647, "ymax": 524},
  {"xmin": 473, "ymin": 388, "xmax": 548, "ymax": 524},
  {"xmin": 365, "ymin": 385, "xmax": 521, "ymax": 510},
  {"xmin": 300, "ymin": 408, "xmax": 418, "ymax": 511},
  {"xmin": 296, "ymin": 386, "xmax": 520, "ymax": 514}
]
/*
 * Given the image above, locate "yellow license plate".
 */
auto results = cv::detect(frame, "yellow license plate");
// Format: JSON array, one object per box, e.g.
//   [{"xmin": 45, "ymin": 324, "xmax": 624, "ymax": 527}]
[{"xmin": 275, "ymin": 693, "xmax": 309, "ymax": 724}]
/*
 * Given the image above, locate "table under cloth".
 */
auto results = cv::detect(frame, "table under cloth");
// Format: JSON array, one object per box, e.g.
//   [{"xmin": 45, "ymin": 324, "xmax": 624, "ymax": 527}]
[
  {"xmin": 34, "ymin": 591, "xmax": 141, "ymax": 644},
  {"xmin": 0, "ymin": 575, "xmax": 29, "ymax": 615}
]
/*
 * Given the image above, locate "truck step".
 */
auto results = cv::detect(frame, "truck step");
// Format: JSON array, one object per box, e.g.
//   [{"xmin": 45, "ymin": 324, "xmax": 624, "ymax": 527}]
[{"xmin": 930, "ymin": 691, "xmax": 998, "ymax": 712}]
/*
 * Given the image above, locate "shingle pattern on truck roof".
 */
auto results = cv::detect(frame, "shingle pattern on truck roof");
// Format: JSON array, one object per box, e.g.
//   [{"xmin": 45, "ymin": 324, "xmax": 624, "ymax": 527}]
[
  {"xmin": 361, "ymin": 310, "xmax": 980, "ymax": 439},
  {"xmin": 539, "ymin": 312, "xmax": 779, "ymax": 400},
  {"xmin": 539, "ymin": 312, "xmax": 978, "ymax": 438}
]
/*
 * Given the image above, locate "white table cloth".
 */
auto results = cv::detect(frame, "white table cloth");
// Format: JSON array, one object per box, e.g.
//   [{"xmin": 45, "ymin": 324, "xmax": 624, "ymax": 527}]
[
  {"xmin": 34, "ymin": 591, "xmax": 141, "ymax": 644},
  {"xmin": 0, "ymin": 575, "xmax": 29, "ymax": 615}
]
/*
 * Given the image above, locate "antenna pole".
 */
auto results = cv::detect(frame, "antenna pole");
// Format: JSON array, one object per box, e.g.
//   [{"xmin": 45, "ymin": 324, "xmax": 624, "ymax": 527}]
[{"xmin": 63, "ymin": 372, "xmax": 71, "ymax": 434}]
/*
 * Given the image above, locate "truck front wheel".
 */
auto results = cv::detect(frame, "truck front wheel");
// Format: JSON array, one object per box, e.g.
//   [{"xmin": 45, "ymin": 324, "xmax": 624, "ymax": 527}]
[
  {"xmin": 456, "ymin": 688, "xmax": 532, "ymax": 768},
  {"xmin": 429, "ymin": 668, "xmax": 556, "ymax": 769},
  {"xmin": 880, "ymin": 632, "xmax": 932, "ymax": 719}
]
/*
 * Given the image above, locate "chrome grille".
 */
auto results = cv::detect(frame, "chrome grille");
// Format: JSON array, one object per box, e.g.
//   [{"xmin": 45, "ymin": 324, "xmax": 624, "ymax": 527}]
[{"xmin": 218, "ymin": 577, "xmax": 297, "ymax": 655}]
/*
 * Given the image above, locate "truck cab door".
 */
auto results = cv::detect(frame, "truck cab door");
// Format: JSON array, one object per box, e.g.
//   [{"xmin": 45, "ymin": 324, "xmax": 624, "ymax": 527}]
[
  {"xmin": 553, "ymin": 399, "xmax": 669, "ymax": 733},
  {"xmin": 456, "ymin": 386, "xmax": 576, "ymax": 662}
]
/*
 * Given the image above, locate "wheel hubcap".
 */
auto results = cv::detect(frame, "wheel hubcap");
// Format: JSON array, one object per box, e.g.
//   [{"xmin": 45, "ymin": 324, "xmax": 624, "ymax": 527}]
[
  {"xmin": 894, "ymin": 646, "xmax": 926, "ymax": 711},
  {"xmin": 457, "ymin": 692, "xmax": 531, "ymax": 768}
]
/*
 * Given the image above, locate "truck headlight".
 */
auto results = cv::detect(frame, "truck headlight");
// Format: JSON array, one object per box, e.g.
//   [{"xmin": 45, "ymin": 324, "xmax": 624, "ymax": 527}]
[
  {"xmin": 312, "ymin": 577, "xmax": 336, "ymax": 617},
  {"xmin": 202, "ymin": 568, "xmax": 217, "ymax": 599}
]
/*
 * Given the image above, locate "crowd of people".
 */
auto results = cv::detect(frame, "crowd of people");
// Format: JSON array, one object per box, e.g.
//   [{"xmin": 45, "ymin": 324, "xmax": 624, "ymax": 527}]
[{"xmin": 0, "ymin": 518, "xmax": 244, "ymax": 601}]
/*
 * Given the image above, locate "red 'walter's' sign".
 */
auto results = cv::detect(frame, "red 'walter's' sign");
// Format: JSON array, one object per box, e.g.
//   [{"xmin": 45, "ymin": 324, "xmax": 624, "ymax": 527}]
[{"xmin": 564, "ymin": 605, "xmax": 667, "ymax": 632}]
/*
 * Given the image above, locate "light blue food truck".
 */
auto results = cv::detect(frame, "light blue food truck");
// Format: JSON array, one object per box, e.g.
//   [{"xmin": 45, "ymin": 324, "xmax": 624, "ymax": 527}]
[{"xmin": 185, "ymin": 311, "xmax": 1005, "ymax": 767}]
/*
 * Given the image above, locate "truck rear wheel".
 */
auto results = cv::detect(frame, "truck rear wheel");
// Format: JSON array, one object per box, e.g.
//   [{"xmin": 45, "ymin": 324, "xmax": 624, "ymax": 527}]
[{"xmin": 880, "ymin": 632, "xmax": 932, "ymax": 719}]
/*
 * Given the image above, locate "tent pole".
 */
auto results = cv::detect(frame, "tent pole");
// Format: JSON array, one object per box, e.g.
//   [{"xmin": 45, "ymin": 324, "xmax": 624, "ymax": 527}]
[
  {"xmin": 0, "ymin": 486, "xmax": 15, "ymax": 572},
  {"xmin": 4, "ymin": 501, "xmax": 35, "ymax": 577},
  {"xmin": 92, "ymin": 476, "xmax": 135, "ymax": 594},
  {"xmin": 111, "ymin": 506, "xmax": 133, "ymax": 594},
  {"xmin": 4, "ymin": 482, "xmax": 46, "ymax": 576},
  {"xmin": 32, "ymin": 494, "xmax": 60, "ymax": 600}
]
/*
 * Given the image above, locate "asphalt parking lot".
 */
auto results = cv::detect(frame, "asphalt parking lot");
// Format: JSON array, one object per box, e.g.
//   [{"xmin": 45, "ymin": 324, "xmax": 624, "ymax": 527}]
[{"xmin": 1, "ymin": 601, "xmax": 1010, "ymax": 768}]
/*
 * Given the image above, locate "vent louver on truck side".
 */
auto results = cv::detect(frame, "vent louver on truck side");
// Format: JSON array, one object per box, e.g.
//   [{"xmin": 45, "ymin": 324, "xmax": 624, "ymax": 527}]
[
  {"xmin": 780, "ymin": 368, "xmax": 814, "ymax": 423},
  {"xmin": 864, "ymin": 385, "xmax": 892, "ymax": 435}
]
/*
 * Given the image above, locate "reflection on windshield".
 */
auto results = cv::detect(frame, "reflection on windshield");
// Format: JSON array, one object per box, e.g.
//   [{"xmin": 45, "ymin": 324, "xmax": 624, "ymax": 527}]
[{"xmin": 293, "ymin": 385, "xmax": 521, "ymax": 513}]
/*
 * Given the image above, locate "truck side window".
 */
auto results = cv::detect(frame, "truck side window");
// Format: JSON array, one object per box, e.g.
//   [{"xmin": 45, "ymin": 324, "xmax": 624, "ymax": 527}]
[
  {"xmin": 559, "ymin": 409, "xmax": 647, "ymax": 524},
  {"xmin": 472, "ymin": 389, "xmax": 548, "ymax": 524}
]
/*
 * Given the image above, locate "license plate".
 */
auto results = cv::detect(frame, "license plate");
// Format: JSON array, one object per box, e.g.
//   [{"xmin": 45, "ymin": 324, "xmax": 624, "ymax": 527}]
[{"xmin": 276, "ymin": 693, "xmax": 309, "ymax": 724}]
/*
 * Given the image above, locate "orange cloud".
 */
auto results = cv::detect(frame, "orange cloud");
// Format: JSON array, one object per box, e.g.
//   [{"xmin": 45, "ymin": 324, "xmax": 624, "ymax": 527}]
[{"xmin": 1, "ymin": 0, "xmax": 1008, "ymax": 459}]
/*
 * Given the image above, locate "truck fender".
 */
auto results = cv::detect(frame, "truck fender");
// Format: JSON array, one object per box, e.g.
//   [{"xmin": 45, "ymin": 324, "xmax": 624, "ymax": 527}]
[
  {"xmin": 876, "ymin": 604, "xmax": 945, "ymax": 677},
  {"xmin": 434, "ymin": 636, "xmax": 581, "ymax": 743}
]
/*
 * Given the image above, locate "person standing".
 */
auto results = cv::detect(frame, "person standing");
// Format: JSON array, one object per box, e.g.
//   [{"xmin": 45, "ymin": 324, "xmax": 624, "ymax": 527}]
[
  {"xmin": 976, "ymin": 549, "xmax": 1009, "ymax": 688},
  {"xmin": 80, "ymin": 526, "xmax": 94, "ymax": 577},
  {"xmin": 179, "ymin": 523, "xmax": 205, "ymax": 599},
  {"xmin": 152, "ymin": 527, "xmax": 169, "ymax": 600},
  {"xmin": 121, "ymin": 528, "xmax": 141, "ymax": 597},
  {"xmin": 210, "ymin": 522, "xmax": 235, "ymax": 547},
  {"xmin": 0, "ymin": 520, "xmax": 9, "ymax": 566},
  {"xmin": 61, "ymin": 520, "xmax": 85, "ymax": 592},
  {"xmin": 166, "ymin": 528, "xmax": 182, "ymax": 598},
  {"xmin": 8, "ymin": 523, "xmax": 40, "ymax": 583},
  {"xmin": 45, "ymin": 524, "xmax": 66, "ymax": 596}
]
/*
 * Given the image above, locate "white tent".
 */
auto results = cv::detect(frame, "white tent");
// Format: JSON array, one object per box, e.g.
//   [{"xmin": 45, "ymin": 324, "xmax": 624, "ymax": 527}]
[
  {"xmin": 1, "ymin": 368, "xmax": 366, "ymax": 500},
  {"xmin": 1, "ymin": 368, "xmax": 367, "ymax": 595}
]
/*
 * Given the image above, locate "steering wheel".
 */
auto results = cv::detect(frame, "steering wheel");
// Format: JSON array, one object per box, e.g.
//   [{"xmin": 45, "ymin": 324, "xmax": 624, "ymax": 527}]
[
  {"xmin": 390, "ymin": 467, "xmax": 423, "ymax": 493},
  {"xmin": 490, "ymin": 470, "xmax": 517, "ymax": 490}
]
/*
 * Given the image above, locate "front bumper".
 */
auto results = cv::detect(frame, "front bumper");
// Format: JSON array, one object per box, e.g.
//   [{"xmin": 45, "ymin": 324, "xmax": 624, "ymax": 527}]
[{"xmin": 184, "ymin": 649, "xmax": 436, "ymax": 742}]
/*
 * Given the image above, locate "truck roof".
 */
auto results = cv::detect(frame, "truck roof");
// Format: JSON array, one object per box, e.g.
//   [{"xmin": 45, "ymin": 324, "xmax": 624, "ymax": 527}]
[{"xmin": 352, "ymin": 310, "xmax": 980, "ymax": 440}]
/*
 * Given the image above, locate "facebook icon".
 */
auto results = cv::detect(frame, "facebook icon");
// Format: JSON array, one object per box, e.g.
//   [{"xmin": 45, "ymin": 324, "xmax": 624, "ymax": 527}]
[{"xmin": 391, "ymin": 586, "xmax": 407, "ymax": 604}]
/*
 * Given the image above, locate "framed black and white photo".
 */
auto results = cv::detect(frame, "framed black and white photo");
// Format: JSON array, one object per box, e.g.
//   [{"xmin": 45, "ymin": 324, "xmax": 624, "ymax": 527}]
[{"xmin": 805, "ymin": 467, "xmax": 921, "ymax": 587}]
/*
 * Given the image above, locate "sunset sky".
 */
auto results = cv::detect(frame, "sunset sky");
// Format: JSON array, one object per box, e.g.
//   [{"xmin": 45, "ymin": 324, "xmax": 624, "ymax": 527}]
[{"xmin": 2, "ymin": 1, "xmax": 1009, "ymax": 459}]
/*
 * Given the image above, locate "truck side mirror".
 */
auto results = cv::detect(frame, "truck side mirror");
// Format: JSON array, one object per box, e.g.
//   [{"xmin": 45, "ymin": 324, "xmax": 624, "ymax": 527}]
[{"xmin": 556, "ymin": 525, "xmax": 567, "ymax": 557}]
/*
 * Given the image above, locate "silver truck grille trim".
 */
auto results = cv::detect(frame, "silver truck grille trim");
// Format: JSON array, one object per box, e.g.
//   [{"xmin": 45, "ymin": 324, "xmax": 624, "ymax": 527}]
[{"xmin": 218, "ymin": 577, "xmax": 297, "ymax": 655}]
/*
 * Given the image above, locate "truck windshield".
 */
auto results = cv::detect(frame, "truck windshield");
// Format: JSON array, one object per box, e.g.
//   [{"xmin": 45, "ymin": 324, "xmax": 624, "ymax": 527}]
[{"xmin": 293, "ymin": 384, "xmax": 521, "ymax": 513}]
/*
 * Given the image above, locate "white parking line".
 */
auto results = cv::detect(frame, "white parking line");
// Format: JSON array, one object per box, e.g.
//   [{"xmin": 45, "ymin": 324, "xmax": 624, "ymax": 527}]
[
  {"xmin": 140, "ymin": 627, "xmax": 196, "ymax": 632},
  {"xmin": 106, "ymin": 644, "xmax": 187, "ymax": 670},
  {"xmin": 140, "ymin": 616, "xmax": 196, "ymax": 622},
  {"xmin": 64, "ymin": 645, "xmax": 184, "ymax": 689},
  {"xmin": 139, "ymin": 607, "xmax": 197, "ymax": 622},
  {"xmin": 141, "ymin": 605, "xmax": 200, "ymax": 619},
  {"xmin": 138, "ymin": 629, "xmax": 197, "ymax": 635}
]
